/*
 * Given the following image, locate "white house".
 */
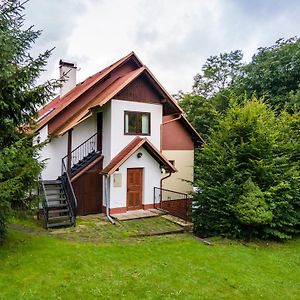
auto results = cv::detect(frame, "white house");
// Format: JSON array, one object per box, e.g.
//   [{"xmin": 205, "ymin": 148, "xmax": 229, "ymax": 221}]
[{"xmin": 36, "ymin": 52, "xmax": 203, "ymax": 227}]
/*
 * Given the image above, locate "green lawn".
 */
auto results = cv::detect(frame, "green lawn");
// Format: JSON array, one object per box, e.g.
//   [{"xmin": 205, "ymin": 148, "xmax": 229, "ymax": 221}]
[{"xmin": 0, "ymin": 217, "xmax": 299, "ymax": 300}]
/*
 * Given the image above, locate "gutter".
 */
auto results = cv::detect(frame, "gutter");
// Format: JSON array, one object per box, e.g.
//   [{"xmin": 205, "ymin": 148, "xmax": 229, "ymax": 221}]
[
  {"xmin": 162, "ymin": 114, "xmax": 182, "ymax": 125},
  {"xmin": 103, "ymin": 174, "xmax": 115, "ymax": 224},
  {"xmin": 160, "ymin": 114, "xmax": 182, "ymax": 151}
]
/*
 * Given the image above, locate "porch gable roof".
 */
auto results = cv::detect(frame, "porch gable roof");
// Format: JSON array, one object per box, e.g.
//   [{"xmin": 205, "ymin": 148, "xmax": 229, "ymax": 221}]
[{"xmin": 101, "ymin": 137, "xmax": 177, "ymax": 175}]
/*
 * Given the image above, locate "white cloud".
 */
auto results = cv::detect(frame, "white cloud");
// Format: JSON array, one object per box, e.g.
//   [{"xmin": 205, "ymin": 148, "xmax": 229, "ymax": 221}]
[{"xmin": 25, "ymin": 0, "xmax": 300, "ymax": 94}]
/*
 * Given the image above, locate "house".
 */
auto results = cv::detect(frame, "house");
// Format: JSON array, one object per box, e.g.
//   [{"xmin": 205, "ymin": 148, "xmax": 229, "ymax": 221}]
[{"xmin": 36, "ymin": 52, "xmax": 203, "ymax": 228}]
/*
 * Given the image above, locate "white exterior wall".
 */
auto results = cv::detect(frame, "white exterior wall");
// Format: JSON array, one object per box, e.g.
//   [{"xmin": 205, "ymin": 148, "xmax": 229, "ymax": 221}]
[
  {"xmin": 38, "ymin": 125, "xmax": 68, "ymax": 180},
  {"xmin": 38, "ymin": 98, "xmax": 164, "ymax": 211},
  {"xmin": 38, "ymin": 113, "xmax": 97, "ymax": 180},
  {"xmin": 72, "ymin": 113, "xmax": 97, "ymax": 149},
  {"xmin": 102, "ymin": 99, "xmax": 163, "ymax": 210},
  {"xmin": 109, "ymin": 99, "xmax": 162, "ymax": 160},
  {"xmin": 109, "ymin": 147, "xmax": 161, "ymax": 209}
]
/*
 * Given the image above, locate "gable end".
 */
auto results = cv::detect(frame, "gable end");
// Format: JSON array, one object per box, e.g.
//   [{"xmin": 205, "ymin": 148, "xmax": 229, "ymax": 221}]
[{"xmin": 114, "ymin": 74, "xmax": 163, "ymax": 104}]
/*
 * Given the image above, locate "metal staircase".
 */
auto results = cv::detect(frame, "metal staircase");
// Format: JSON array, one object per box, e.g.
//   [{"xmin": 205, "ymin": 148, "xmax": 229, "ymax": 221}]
[
  {"xmin": 39, "ymin": 132, "xmax": 101, "ymax": 228},
  {"xmin": 39, "ymin": 178, "xmax": 76, "ymax": 229}
]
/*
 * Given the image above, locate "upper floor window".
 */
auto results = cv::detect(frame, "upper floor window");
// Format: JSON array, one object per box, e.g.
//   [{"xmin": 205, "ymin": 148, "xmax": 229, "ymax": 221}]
[{"xmin": 124, "ymin": 111, "xmax": 150, "ymax": 135}]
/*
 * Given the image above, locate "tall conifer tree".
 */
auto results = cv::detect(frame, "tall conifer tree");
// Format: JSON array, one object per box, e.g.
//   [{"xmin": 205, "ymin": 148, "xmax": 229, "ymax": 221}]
[{"xmin": 0, "ymin": 0, "xmax": 56, "ymax": 241}]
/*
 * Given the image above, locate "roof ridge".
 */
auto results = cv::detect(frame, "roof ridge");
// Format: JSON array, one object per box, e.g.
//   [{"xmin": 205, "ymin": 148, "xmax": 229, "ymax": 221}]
[
  {"xmin": 37, "ymin": 51, "xmax": 140, "ymax": 131},
  {"xmin": 56, "ymin": 67, "xmax": 147, "ymax": 135}
]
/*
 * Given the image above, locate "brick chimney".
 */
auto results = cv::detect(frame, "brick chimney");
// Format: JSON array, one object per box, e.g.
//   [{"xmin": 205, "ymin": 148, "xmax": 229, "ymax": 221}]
[{"xmin": 59, "ymin": 60, "xmax": 77, "ymax": 97}]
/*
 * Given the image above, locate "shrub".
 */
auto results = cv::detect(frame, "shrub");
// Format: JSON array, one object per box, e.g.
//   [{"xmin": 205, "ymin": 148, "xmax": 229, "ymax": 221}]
[{"xmin": 193, "ymin": 98, "xmax": 300, "ymax": 240}]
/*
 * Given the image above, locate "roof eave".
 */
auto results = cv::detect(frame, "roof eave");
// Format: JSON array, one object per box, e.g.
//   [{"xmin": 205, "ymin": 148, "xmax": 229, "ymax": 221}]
[
  {"xmin": 35, "ymin": 51, "xmax": 143, "ymax": 132},
  {"xmin": 101, "ymin": 137, "xmax": 177, "ymax": 175}
]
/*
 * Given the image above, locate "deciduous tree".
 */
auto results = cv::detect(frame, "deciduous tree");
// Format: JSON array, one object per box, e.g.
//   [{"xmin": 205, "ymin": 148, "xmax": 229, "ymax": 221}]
[{"xmin": 235, "ymin": 37, "xmax": 300, "ymax": 111}]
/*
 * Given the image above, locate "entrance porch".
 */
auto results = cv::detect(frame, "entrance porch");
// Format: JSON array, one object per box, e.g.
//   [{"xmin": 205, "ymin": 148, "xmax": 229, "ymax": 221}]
[{"xmin": 112, "ymin": 208, "xmax": 164, "ymax": 221}]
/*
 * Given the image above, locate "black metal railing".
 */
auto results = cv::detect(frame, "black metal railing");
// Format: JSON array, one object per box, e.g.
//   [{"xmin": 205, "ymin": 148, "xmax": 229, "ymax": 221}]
[
  {"xmin": 62, "ymin": 132, "xmax": 100, "ymax": 175},
  {"xmin": 154, "ymin": 187, "xmax": 191, "ymax": 221},
  {"xmin": 61, "ymin": 159, "xmax": 77, "ymax": 221},
  {"xmin": 38, "ymin": 174, "xmax": 49, "ymax": 228}
]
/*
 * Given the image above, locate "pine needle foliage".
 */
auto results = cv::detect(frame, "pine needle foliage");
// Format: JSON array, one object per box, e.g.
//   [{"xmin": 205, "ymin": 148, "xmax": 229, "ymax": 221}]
[{"xmin": 0, "ymin": 0, "xmax": 57, "ymax": 241}]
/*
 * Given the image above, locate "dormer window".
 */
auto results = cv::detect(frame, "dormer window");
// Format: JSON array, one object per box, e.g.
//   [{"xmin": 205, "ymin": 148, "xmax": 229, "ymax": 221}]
[{"xmin": 124, "ymin": 111, "xmax": 150, "ymax": 135}]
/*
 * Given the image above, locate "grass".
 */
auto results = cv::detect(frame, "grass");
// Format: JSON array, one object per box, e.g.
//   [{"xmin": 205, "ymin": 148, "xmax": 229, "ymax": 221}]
[
  {"xmin": 0, "ymin": 217, "xmax": 299, "ymax": 300},
  {"xmin": 10, "ymin": 215, "xmax": 184, "ymax": 243}
]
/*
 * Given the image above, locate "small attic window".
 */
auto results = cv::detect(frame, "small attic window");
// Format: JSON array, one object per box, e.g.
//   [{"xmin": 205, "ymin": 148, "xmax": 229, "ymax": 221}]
[{"xmin": 124, "ymin": 111, "xmax": 150, "ymax": 135}]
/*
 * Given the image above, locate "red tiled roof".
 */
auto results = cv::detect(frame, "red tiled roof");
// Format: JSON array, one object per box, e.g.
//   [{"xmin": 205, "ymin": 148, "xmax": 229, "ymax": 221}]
[
  {"xmin": 35, "ymin": 51, "xmax": 202, "ymax": 144},
  {"xmin": 37, "ymin": 51, "xmax": 141, "ymax": 131},
  {"xmin": 57, "ymin": 67, "xmax": 146, "ymax": 135},
  {"xmin": 101, "ymin": 137, "xmax": 177, "ymax": 175}
]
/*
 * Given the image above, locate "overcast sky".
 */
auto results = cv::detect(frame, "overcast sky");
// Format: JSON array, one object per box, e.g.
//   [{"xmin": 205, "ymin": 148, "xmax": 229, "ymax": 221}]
[{"xmin": 25, "ymin": 0, "xmax": 300, "ymax": 94}]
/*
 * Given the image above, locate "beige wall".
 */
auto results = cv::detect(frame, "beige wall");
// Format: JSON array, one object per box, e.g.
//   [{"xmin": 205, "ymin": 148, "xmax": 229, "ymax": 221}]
[{"xmin": 162, "ymin": 150, "xmax": 194, "ymax": 194}]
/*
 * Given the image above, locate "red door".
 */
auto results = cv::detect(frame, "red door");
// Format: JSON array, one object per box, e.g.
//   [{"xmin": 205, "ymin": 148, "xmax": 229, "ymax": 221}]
[{"xmin": 127, "ymin": 168, "xmax": 143, "ymax": 210}]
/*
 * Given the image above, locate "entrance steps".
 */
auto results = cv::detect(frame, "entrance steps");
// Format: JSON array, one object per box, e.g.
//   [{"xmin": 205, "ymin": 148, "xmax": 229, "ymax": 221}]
[{"xmin": 41, "ymin": 180, "xmax": 75, "ymax": 229}]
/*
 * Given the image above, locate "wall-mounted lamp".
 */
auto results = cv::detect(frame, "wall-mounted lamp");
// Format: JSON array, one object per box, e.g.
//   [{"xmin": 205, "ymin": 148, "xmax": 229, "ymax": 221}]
[
  {"xmin": 137, "ymin": 152, "xmax": 143, "ymax": 159},
  {"xmin": 37, "ymin": 136, "xmax": 41, "ymax": 144}
]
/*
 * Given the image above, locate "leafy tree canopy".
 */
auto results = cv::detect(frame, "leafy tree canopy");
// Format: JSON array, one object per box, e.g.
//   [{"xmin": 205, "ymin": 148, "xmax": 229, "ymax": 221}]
[
  {"xmin": 236, "ymin": 37, "xmax": 300, "ymax": 111},
  {"xmin": 177, "ymin": 94, "xmax": 219, "ymax": 140},
  {"xmin": 192, "ymin": 50, "xmax": 243, "ymax": 98},
  {"xmin": 178, "ymin": 37, "xmax": 300, "ymax": 139}
]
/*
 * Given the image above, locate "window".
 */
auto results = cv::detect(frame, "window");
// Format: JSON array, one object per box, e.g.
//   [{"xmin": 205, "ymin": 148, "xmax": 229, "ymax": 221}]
[{"xmin": 124, "ymin": 111, "xmax": 150, "ymax": 135}]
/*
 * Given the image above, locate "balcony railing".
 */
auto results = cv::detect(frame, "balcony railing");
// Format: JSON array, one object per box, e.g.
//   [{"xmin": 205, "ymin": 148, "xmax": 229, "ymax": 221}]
[{"xmin": 62, "ymin": 132, "xmax": 101, "ymax": 175}]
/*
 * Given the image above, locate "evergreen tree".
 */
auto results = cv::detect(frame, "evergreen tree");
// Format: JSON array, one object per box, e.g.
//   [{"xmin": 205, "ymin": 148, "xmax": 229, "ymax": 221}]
[
  {"xmin": 193, "ymin": 98, "xmax": 300, "ymax": 240},
  {"xmin": 0, "ymin": 0, "xmax": 56, "ymax": 241}
]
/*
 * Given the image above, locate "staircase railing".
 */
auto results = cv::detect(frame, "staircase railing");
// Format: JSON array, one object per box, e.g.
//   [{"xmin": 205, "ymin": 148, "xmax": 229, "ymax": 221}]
[
  {"xmin": 62, "ymin": 132, "xmax": 99, "ymax": 173},
  {"xmin": 38, "ymin": 174, "xmax": 49, "ymax": 228},
  {"xmin": 61, "ymin": 159, "xmax": 77, "ymax": 222},
  {"xmin": 154, "ymin": 187, "xmax": 191, "ymax": 221}
]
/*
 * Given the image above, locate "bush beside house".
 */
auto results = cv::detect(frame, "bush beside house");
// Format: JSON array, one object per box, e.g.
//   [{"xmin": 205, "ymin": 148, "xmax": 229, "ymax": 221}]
[{"xmin": 193, "ymin": 99, "xmax": 300, "ymax": 239}]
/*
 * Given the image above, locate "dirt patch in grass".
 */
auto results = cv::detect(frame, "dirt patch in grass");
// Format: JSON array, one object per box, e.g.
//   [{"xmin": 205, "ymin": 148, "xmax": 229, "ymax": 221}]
[{"xmin": 9, "ymin": 215, "xmax": 184, "ymax": 244}]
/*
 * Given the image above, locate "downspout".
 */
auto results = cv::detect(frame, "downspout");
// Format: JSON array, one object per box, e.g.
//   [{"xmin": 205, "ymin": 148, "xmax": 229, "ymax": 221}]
[
  {"xmin": 104, "ymin": 174, "xmax": 115, "ymax": 224},
  {"xmin": 160, "ymin": 113, "xmax": 180, "ymax": 192},
  {"xmin": 159, "ymin": 170, "xmax": 172, "ymax": 208},
  {"xmin": 160, "ymin": 171, "xmax": 172, "ymax": 189}
]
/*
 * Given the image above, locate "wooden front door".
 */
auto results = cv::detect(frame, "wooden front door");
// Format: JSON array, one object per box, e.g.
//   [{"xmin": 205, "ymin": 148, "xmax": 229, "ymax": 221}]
[{"xmin": 127, "ymin": 168, "xmax": 143, "ymax": 210}]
